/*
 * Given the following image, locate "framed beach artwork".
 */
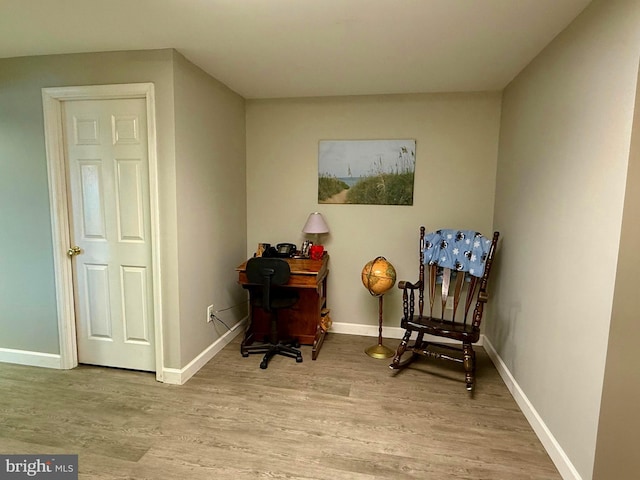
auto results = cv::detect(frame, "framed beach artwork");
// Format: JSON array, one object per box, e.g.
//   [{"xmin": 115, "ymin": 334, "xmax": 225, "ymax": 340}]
[{"xmin": 318, "ymin": 139, "xmax": 416, "ymax": 205}]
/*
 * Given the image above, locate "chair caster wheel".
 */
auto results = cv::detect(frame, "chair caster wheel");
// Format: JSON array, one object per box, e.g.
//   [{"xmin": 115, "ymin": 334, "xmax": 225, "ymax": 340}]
[
  {"xmin": 293, "ymin": 341, "xmax": 300, "ymax": 348},
  {"xmin": 296, "ymin": 356, "xmax": 303, "ymax": 363},
  {"xmin": 260, "ymin": 360, "xmax": 268, "ymax": 369},
  {"xmin": 241, "ymin": 352, "xmax": 249, "ymax": 358}
]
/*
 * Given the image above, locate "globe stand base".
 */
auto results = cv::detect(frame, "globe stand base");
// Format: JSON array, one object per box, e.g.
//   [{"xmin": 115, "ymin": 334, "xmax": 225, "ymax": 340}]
[{"xmin": 365, "ymin": 343, "xmax": 395, "ymax": 359}]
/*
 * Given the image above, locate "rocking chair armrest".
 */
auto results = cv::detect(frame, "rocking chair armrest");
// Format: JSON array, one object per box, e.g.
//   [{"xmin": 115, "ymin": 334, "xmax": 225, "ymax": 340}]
[{"xmin": 398, "ymin": 279, "xmax": 423, "ymax": 291}]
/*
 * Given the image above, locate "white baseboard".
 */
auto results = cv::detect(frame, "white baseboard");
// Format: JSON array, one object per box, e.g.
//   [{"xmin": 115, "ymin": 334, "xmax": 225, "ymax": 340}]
[
  {"xmin": 0, "ymin": 321, "xmax": 374, "ymax": 373},
  {"xmin": 162, "ymin": 317, "xmax": 248, "ymax": 385},
  {"xmin": 0, "ymin": 348, "xmax": 62, "ymax": 369},
  {"xmin": 483, "ymin": 337, "xmax": 581, "ymax": 480},
  {"xmin": 0, "ymin": 319, "xmax": 248, "ymax": 383},
  {"xmin": 328, "ymin": 321, "xmax": 483, "ymax": 346},
  {"xmin": 0, "ymin": 320, "xmax": 467, "ymax": 373}
]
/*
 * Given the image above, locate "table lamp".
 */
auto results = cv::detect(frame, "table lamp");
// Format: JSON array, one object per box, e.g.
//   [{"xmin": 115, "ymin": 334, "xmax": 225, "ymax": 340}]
[{"xmin": 302, "ymin": 212, "xmax": 329, "ymax": 258}]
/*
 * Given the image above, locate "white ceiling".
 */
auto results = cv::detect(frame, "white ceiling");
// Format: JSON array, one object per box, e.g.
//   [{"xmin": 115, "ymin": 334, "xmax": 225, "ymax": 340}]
[{"xmin": 0, "ymin": 0, "xmax": 592, "ymax": 99}]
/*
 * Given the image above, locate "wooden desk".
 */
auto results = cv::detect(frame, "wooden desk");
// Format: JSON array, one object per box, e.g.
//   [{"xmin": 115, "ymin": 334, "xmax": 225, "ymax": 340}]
[{"xmin": 236, "ymin": 254, "xmax": 329, "ymax": 360}]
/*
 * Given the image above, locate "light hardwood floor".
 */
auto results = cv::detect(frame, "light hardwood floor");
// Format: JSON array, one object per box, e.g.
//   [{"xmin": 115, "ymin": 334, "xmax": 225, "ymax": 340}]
[{"xmin": 0, "ymin": 333, "xmax": 561, "ymax": 479}]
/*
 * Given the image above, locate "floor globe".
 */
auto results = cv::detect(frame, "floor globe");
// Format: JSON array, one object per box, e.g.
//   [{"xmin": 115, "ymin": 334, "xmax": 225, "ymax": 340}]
[{"xmin": 361, "ymin": 256, "xmax": 396, "ymax": 297}]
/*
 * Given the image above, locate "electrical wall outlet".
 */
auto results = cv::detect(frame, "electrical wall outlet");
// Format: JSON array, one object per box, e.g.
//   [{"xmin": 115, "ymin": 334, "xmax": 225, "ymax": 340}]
[{"xmin": 207, "ymin": 305, "xmax": 215, "ymax": 323}]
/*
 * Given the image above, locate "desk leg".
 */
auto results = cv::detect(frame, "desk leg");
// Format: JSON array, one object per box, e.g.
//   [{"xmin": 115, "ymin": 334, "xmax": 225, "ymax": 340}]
[{"xmin": 312, "ymin": 324, "xmax": 326, "ymax": 360}]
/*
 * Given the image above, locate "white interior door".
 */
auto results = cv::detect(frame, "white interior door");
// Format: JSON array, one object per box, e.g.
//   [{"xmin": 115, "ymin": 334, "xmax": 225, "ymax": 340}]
[{"xmin": 63, "ymin": 98, "xmax": 155, "ymax": 371}]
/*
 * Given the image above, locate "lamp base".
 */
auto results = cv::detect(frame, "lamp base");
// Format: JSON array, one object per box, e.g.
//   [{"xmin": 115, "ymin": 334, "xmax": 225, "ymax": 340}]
[{"xmin": 365, "ymin": 343, "xmax": 395, "ymax": 359}]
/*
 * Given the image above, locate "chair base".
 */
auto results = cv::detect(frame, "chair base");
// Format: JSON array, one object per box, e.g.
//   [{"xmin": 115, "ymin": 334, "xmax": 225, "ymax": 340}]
[{"xmin": 241, "ymin": 336, "xmax": 303, "ymax": 369}]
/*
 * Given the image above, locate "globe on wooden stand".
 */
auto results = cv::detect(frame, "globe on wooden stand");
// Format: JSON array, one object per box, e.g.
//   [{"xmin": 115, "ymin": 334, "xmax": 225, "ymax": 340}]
[{"xmin": 361, "ymin": 256, "xmax": 396, "ymax": 359}]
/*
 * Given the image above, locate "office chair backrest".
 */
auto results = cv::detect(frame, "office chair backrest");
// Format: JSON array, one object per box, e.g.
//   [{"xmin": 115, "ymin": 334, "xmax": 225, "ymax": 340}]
[{"xmin": 245, "ymin": 257, "xmax": 291, "ymax": 312}]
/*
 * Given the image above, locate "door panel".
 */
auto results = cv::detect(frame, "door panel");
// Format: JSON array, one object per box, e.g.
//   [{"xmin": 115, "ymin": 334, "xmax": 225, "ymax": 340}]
[
  {"xmin": 78, "ymin": 161, "xmax": 106, "ymax": 238},
  {"xmin": 115, "ymin": 159, "xmax": 145, "ymax": 241},
  {"xmin": 84, "ymin": 263, "xmax": 112, "ymax": 339},
  {"xmin": 120, "ymin": 265, "xmax": 150, "ymax": 342},
  {"xmin": 63, "ymin": 98, "xmax": 155, "ymax": 371}
]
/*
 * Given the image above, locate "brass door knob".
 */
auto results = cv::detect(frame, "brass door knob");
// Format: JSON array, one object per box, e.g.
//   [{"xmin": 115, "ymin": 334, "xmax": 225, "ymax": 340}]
[{"xmin": 67, "ymin": 246, "xmax": 82, "ymax": 257}]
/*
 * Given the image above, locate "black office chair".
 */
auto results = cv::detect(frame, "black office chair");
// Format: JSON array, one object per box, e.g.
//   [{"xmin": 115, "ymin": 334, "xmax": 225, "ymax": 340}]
[{"xmin": 241, "ymin": 257, "xmax": 303, "ymax": 369}]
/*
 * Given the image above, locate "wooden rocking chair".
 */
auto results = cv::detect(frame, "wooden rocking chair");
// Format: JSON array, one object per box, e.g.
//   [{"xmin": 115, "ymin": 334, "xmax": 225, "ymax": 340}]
[{"xmin": 389, "ymin": 227, "xmax": 499, "ymax": 391}]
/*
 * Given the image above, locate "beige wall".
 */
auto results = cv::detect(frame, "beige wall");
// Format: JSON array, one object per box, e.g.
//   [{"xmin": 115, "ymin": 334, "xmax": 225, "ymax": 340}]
[
  {"xmin": 172, "ymin": 52, "xmax": 247, "ymax": 366},
  {"xmin": 0, "ymin": 49, "xmax": 247, "ymax": 371},
  {"xmin": 592, "ymin": 62, "xmax": 640, "ymax": 479},
  {"xmin": 0, "ymin": 50, "xmax": 178, "ymax": 357},
  {"xmin": 490, "ymin": 0, "xmax": 640, "ymax": 477},
  {"xmin": 246, "ymin": 93, "xmax": 501, "ymax": 332}
]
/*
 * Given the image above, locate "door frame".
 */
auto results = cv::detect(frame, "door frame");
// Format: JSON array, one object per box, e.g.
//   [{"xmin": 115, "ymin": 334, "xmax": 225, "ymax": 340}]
[{"xmin": 42, "ymin": 83, "xmax": 165, "ymax": 382}]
